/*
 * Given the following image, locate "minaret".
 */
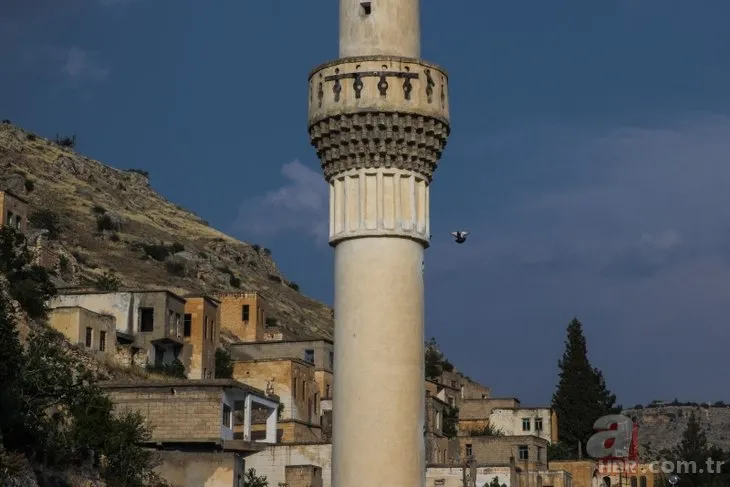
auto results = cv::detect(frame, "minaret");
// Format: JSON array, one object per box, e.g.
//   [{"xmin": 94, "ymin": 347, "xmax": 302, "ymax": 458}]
[{"xmin": 307, "ymin": 1, "xmax": 450, "ymax": 486}]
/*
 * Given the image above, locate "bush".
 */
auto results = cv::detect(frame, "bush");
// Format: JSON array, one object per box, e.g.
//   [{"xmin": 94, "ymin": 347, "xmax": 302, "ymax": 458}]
[
  {"xmin": 170, "ymin": 242, "xmax": 184, "ymax": 254},
  {"xmin": 287, "ymin": 281, "xmax": 300, "ymax": 291},
  {"xmin": 147, "ymin": 360, "xmax": 186, "ymax": 379},
  {"xmin": 215, "ymin": 349, "xmax": 233, "ymax": 379},
  {"xmin": 165, "ymin": 260, "xmax": 186, "ymax": 277},
  {"xmin": 96, "ymin": 213, "xmax": 121, "ymax": 232},
  {"xmin": 28, "ymin": 209, "xmax": 62, "ymax": 239},
  {"xmin": 55, "ymin": 133, "xmax": 76, "ymax": 148},
  {"xmin": 125, "ymin": 168, "xmax": 149, "ymax": 178},
  {"xmin": 24, "ymin": 179, "xmax": 34, "ymax": 192},
  {"xmin": 95, "ymin": 271, "xmax": 121, "ymax": 291},
  {"xmin": 229, "ymin": 275, "xmax": 241, "ymax": 288},
  {"xmin": 143, "ymin": 244, "xmax": 170, "ymax": 262},
  {"xmin": 267, "ymin": 274, "xmax": 282, "ymax": 283},
  {"xmin": 92, "ymin": 205, "xmax": 106, "ymax": 214}
]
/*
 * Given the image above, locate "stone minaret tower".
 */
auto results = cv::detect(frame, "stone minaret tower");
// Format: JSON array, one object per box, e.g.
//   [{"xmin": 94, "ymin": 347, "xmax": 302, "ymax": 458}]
[{"xmin": 307, "ymin": 1, "xmax": 450, "ymax": 485}]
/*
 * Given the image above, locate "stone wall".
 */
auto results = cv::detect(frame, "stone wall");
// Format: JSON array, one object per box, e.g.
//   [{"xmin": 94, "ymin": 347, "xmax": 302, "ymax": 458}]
[
  {"xmin": 459, "ymin": 435, "xmax": 549, "ymax": 468},
  {"xmin": 106, "ymin": 387, "xmax": 224, "ymax": 442},
  {"xmin": 246, "ymin": 443, "xmax": 332, "ymax": 487}
]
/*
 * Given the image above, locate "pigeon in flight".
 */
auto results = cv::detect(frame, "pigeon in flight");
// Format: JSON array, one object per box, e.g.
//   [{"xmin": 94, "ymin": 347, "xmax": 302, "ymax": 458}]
[{"xmin": 451, "ymin": 231, "xmax": 469, "ymax": 244}]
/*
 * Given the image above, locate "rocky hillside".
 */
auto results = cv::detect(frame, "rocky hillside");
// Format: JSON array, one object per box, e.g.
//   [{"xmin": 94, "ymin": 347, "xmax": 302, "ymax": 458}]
[
  {"xmin": 624, "ymin": 403, "xmax": 730, "ymax": 456},
  {"xmin": 0, "ymin": 122, "xmax": 333, "ymax": 340}
]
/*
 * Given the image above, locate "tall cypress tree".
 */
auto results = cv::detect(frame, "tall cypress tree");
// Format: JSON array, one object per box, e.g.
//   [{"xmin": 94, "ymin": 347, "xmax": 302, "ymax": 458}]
[{"xmin": 550, "ymin": 317, "xmax": 620, "ymax": 459}]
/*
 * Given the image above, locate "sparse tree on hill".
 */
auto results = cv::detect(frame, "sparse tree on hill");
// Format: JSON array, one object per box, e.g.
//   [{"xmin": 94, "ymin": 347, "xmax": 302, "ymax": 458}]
[{"xmin": 550, "ymin": 317, "xmax": 620, "ymax": 460}]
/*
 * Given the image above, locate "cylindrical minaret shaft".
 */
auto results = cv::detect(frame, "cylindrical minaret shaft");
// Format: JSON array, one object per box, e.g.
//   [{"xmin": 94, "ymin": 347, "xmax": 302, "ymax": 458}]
[
  {"xmin": 339, "ymin": 0, "xmax": 420, "ymax": 58},
  {"xmin": 308, "ymin": 1, "xmax": 450, "ymax": 485}
]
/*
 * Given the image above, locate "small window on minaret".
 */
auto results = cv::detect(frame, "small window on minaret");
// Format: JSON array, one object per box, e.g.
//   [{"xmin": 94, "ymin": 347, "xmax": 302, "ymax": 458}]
[{"xmin": 360, "ymin": 2, "xmax": 371, "ymax": 15}]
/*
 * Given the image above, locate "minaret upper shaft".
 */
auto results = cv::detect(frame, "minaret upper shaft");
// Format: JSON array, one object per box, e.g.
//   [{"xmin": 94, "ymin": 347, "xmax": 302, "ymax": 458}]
[{"xmin": 339, "ymin": 0, "xmax": 420, "ymax": 58}]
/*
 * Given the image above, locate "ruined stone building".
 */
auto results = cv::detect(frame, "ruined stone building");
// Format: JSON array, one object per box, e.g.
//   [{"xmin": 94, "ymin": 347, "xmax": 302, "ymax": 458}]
[
  {"xmin": 0, "ymin": 189, "xmax": 28, "ymax": 234},
  {"xmin": 48, "ymin": 289, "xmax": 192, "ymax": 371}
]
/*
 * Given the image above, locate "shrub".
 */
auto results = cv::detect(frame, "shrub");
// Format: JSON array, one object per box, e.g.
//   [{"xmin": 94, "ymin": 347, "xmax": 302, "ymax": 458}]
[
  {"xmin": 96, "ymin": 213, "xmax": 121, "ymax": 232},
  {"xmin": 147, "ymin": 359, "xmax": 186, "ymax": 379},
  {"xmin": 92, "ymin": 205, "xmax": 106, "ymax": 214},
  {"xmin": 267, "ymin": 274, "xmax": 282, "ymax": 283},
  {"xmin": 142, "ymin": 244, "xmax": 170, "ymax": 261},
  {"xmin": 262, "ymin": 248, "xmax": 271, "ymax": 256},
  {"xmin": 28, "ymin": 208, "xmax": 62, "ymax": 239},
  {"xmin": 287, "ymin": 281, "xmax": 300, "ymax": 292},
  {"xmin": 58, "ymin": 255, "xmax": 70, "ymax": 274},
  {"xmin": 26, "ymin": 133, "xmax": 36, "ymax": 141},
  {"xmin": 95, "ymin": 271, "xmax": 121, "ymax": 291},
  {"xmin": 109, "ymin": 233, "xmax": 120, "ymax": 242},
  {"xmin": 55, "ymin": 133, "xmax": 76, "ymax": 148},
  {"xmin": 265, "ymin": 317, "xmax": 278, "ymax": 328},
  {"xmin": 165, "ymin": 260, "xmax": 186, "ymax": 277},
  {"xmin": 229, "ymin": 275, "xmax": 241, "ymax": 288},
  {"xmin": 24, "ymin": 179, "xmax": 34, "ymax": 192},
  {"xmin": 251, "ymin": 244, "xmax": 260, "ymax": 252},
  {"xmin": 125, "ymin": 168, "xmax": 149, "ymax": 178},
  {"xmin": 170, "ymin": 242, "xmax": 184, "ymax": 253}
]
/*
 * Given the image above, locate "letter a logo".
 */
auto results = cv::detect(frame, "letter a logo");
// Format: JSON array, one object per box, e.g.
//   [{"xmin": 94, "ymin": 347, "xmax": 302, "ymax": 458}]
[{"xmin": 586, "ymin": 414, "xmax": 633, "ymax": 459}]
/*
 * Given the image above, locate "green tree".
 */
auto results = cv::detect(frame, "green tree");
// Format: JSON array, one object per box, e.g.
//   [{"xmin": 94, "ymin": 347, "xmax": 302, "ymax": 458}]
[
  {"xmin": 0, "ymin": 226, "xmax": 56, "ymax": 319},
  {"xmin": 215, "ymin": 348, "xmax": 234, "ymax": 379},
  {"xmin": 243, "ymin": 468, "xmax": 268, "ymax": 487},
  {"xmin": 442, "ymin": 405, "xmax": 459, "ymax": 438},
  {"xmin": 425, "ymin": 337, "xmax": 446, "ymax": 380},
  {"xmin": 486, "ymin": 477, "xmax": 502, "ymax": 487},
  {"xmin": 669, "ymin": 410, "xmax": 730, "ymax": 487},
  {"xmin": 550, "ymin": 317, "xmax": 620, "ymax": 459}
]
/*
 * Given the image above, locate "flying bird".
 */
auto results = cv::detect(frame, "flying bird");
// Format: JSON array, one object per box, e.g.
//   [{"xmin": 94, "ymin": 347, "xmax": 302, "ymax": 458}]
[{"xmin": 450, "ymin": 231, "xmax": 469, "ymax": 244}]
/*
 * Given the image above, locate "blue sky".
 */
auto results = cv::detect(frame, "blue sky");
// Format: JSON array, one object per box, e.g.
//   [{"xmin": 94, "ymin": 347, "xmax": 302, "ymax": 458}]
[{"xmin": 3, "ymin": 0, "xmax": 730, "ymax": 407}]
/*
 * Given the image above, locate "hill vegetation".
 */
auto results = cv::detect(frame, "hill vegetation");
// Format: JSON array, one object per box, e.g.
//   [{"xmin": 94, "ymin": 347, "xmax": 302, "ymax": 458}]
[{"xmin": 0, "ymin": 121, "xmax": 333, "ymax": 340}]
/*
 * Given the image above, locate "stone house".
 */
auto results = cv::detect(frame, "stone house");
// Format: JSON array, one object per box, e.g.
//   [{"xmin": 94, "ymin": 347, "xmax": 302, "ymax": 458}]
[
  {"xmin": 182, "ymin": 294, "xmax": 220, "ymax": 380},
  {"xmin": 426, "ymin": 391, "xmax": 459, "ymax": 465},
  {"xmin": 0, "ymin": 189, "xmax": 28, "ymax": 234},
  {"xmin": 48, "ymin": 289, "xmax": 189, "ymax": 370},
  {"xmin": 458, "ymin": 396, "xmax": 557, "ymax": 444},
  {"xmin": 459, "ymin": 435, "xmax": 550, "ymax": 470},
  {"xmin": 232, "ymin": 357, "xmax": 323, "ymax": 443},
  {"xmin": 48, "ymin": 306, "xmax": 117, "ymax": 360},
  {"xmin": 230, "ymin": 338, "xmax": 335, "ymax": 406},
  {"xmin": 101, "ymin": 379, "xmax": 280, "ymax": 487},
  {"xmin": 214, "ymin": 291, "xmax": 271, "ymax": 342}
]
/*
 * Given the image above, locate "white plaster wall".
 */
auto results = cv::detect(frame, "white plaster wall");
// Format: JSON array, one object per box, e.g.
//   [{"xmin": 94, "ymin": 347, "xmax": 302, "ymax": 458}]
[
  {"xmin": 49, "ymin": 292, "xmax": 137, "ymax": 334},
  {"xmin": 246, "ymin": 444, "xmax": 332, "ymax": 487},
  {"xmin": 426, "ymin": 466, "xmax": 512, "ymax": 487},
  {"xmin": 489, "ymin": 408, "xmax": 553, "ymax": 443},
  {"xmin": 489, "ymin": 408, "xmax": 552, "ymax": 441}
]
